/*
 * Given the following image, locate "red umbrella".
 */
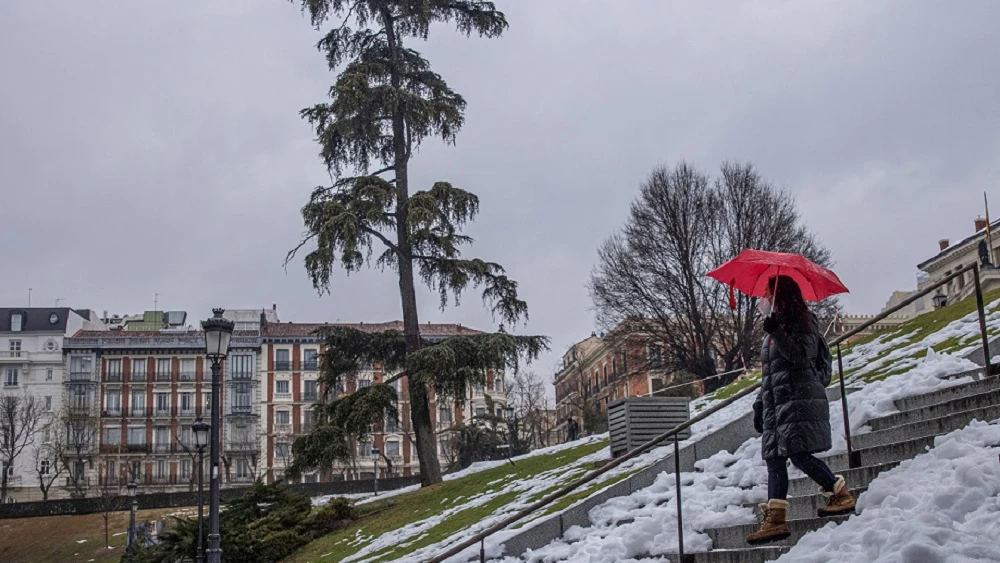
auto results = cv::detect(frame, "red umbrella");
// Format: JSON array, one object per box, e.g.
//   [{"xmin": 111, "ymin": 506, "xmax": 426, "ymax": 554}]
[{"xmin": 707, "ymin": 249, "xmax": 849, "ymax": 306}]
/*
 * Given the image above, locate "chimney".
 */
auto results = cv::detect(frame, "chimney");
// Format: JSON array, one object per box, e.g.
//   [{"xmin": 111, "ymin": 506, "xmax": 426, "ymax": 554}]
[
  {"xmin": 272, "ymin": 303, "xmax": 276, "ymax": 311},
  {"xmin": 939, "ymin": 239, "xmax": 950, "ymax": 251},
  {"xmin": 975, "ymin": 217, "xmax": 988, "ymax": 233}
]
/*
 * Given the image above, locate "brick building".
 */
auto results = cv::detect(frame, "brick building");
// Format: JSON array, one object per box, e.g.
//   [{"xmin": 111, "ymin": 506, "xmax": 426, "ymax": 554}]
[{"xmin": 259, "ymin": 321, "xmax": 506, "ymax": 483}]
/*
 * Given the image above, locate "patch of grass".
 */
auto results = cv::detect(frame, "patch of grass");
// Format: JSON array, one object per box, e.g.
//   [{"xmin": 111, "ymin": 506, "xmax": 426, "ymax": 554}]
[
  {"xmin": 836, "ymin": 288, "xmax": 1000, "ymax": 383},
  {"xmin": 0, "ymin": 506, "xmax": 196, "ymax": 563},
  {"xmin": 701, "ymin": 371, "xmax": 761, "ymax": 404},
  {"xmin": 285, "ymin": 439, "xmax": 608, "ymax": 563}
]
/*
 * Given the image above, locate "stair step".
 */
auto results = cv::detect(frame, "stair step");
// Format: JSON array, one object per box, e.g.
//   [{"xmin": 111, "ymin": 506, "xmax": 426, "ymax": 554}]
[
  {"xmin": 661, "ymin": 547, "xmax": 790, "ymax": 563},
  {"xmin": 855, "ymin": 403, "xmax": 1000, "ymax": 450},
  {"xmin": 706, "ymin": 515, "xmax": 850, "ymax": 550},
  {"xmin": 891, "ymin": 374, "xmax": 1000, "ymax": 413},
  {"xmin": 788, "ymin": 461, "xmax": 897, "ymax": 496},
  {"xmin": 869, "ymin": 388, "xmax": 1000, "ymax": 432},
  {"xmin": 737, "ymin": 488, "xmax": 866, "ymax": 521},
  {"xmin": 821, "ymin": 435, "xmax": 935, "ymax": 471}
]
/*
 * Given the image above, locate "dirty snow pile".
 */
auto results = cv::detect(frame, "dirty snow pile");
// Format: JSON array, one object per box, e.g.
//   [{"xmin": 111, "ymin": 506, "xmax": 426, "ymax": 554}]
[{"xmin": 777, "ymin": 419, "xmax": 1000, "ymax": 563}]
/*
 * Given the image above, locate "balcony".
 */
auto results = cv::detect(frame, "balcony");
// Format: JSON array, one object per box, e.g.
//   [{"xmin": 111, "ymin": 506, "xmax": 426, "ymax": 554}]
[
  {"xmin": 3, "ymin": 381, "xmax": 19, "ymax": 389},
  {"xmin": 230, "ymin": 405, "xmax": 254, "ymax": 415},
  {"xmin": 154, "ymin": 372, "xmax": 172, "ymax": 383},
  {"xmin": 301, "ymin": 423, "xmax": 314, "ymax": 434},
  {"xmin": 274, "ymin": 392, "xmax": 292, "ymax": 401},
  {"xmin": 231, "ymin": 372, "xmax": 255, "ymax": 382},
  {"xmin": 302, "ymin": 359, "xmax": 319, "ymax": 371},
  {"xmin": 153, "ymin": 443, "xmax": 174, "ymax": 454},
  {"xmin": 0, "ymin": 351, "xmax": 29, "ymax": 361},
  {"xmin": 69, "ymin": 371, "xmax": 97, "ymax": 382},
  {"xmin": 225, "ymin": 442, "xmax": 258, "ymax": 453},
  {"xmin": 131, "ymin": 373, "xmax": 148, "ymax": 383},
  {"xmin": 178, "ymin": 407, "xmax": 201, "ymax": 418},
  {"xmin": 125, "ymin": 444, "xmax": 151, "ymax": 454},
  {"xmin": 229, "ymin": 475, "xmax": 255, "ymax": 485},
  {"xmin": 153, "ymin": 407, "xmax": 173, "ymax": 418},
  {"xmin": 103, "ymin": 373, "xmax": 122, "ymax": 383},
  {"xmin": 129, "ymin": 407, "xmax": 152, "ymax": 418},
  {"xmin": 274, "ymin": 361, "xmax": 291, "ymax": 372},
  {"xmin": 102, "ymin": 408, "xmax": 123, "ymax": 418},
  {"xmin": 65, "ymin": 476, "xmax": 90, "ymax": 489},
  {"xmin": 178, "ymin": 372, "xmax": 197, "ymax": 383},
  {"xmin": 274, "ymin": 423, "xmax": 292, "ymax": 435},
  {"xmin": 302, "ymin": 391, "xmax": 318, "ymax": 402}
]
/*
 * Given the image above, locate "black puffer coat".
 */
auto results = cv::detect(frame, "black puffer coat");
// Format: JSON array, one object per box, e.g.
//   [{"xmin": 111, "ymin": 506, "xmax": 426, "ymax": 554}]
[{"xmin": 754, "ymin": 318, "xmax": 831, "ymax": 460}]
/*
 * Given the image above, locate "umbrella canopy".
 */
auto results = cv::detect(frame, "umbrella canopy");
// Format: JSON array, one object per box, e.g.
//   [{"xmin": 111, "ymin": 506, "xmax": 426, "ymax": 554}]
[{"xmin": 707, "ymin": 249, "xmax": 849, "ymax": 303}]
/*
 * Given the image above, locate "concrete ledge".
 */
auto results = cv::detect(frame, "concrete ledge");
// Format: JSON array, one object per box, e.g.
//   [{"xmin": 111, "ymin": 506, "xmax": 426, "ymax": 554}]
[
  {"xmin": 893, "ymin": 373, "xmax": 1000, "ymax": 413},
  {"xmin": 824, "ymin": 435, "xmax": 935, "ymax": 470},
  {"xmin": 872, "ymin": 388, "xmax": 1000, "ymax": 431},
  {"xmin": 738, "ymin": 488, "xmax": 866, "ymax": 521},
  {"xmin": 858, "ymin": 404, "xmax": 1000, "ymax": 449},
  {"xmin": 706, "ymin": 515, "xmax": 849, "ymax": 549}
]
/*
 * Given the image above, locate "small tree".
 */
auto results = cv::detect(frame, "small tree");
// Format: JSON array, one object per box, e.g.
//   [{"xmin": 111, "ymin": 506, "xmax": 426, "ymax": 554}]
[
  {"xmin": 62, "ymin": 407, "xmax": 99, "ymax": 498},
  {"xmin": 33, "ymin": 421, "xmax": 67, "ymax": 501},
  {"xmin": 286, "ymin": 0, "xmax": 546, "ymax": 487},
  {"xmin": 93, "ymin": 456, "xmax": 128, "ymax": 550},
  {"xmin": 0, "ymin": 392, "xmax": 44, "ymax": 501}
]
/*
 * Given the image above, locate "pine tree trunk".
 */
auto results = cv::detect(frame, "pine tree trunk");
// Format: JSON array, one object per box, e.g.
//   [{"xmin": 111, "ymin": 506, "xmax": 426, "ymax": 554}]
[{"xmin": 383, "ymin": 9, "xmax": 443, "ymax": 487}]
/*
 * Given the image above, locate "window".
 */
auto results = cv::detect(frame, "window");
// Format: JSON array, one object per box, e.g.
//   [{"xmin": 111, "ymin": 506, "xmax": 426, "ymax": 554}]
[
  {"xmin": 303, "ymin": 380, "xmax": 318, "ymax": 401},
  {"xmin": 131, "ymin": 390, "xmax": 145, "ymax": 410},
  {"xmin": 44, "ymin": 396, "xmax": 52, "ymax": 411},
  {"xmin": 648, "ymin": 345, "xmax": 663, "ymax": 369},
  {"xmin": 40, "ymin": 460, "xmax": 50, "ymax": 475},
  {"xmin": 203, "ymin": 393, "xmax": 211, "ymax": 413},
  {"xmin": 303, "ymin": 349, "xmax": 319, "ymax": 370},
  {"xmin": 106, "ymin": 359, "xmax": 122, "ymax": 381},
  {"xmin": 276, "ymin": 380, "xmax": 290, "ymax": 394},
  {"xmin": 230, "ymin": 354, "xmax": 254, "ymax": 379},
  {"xmin": 275, "ymin": 349, "xmax": 290, "ymax": 371},
  {"xmin": 360, "ymin": 442, "xmax": 374, "ymax": 457},
  {"xmin": 5, "ymin": 368, "xmax": 18, "ymax": 387},
  {"xmin": 132, "ymin": 358, "xmax": 147, "ymax": 380},
  {"xmin": 43, "ymin": 427, "xmax": 51, "ymax": 443},
  {"xmin": 10, "ymin": 313, "xmax": 23, "ymax": 332},
  {"xmin": 304, "ymin": 474, "xmax": 318, "ymax": 484},
  {"xmin": 275, "ymin": 410, "xmax": 290, "ymax": 425},
  {"xmin": 236, "ymin": 459, "xmax": 251, "ymax": 479},
  {"xmin": 232, "ymin": 424, "xmax": 252, "ymax": 445},
  {"xmin": 180, "ymin": 392, "xmax": 193, "ymax": 413},
  {"xmin": 104, "ymin": 426, "xmax": 121, "ymax": 445},
  {"xmin": 179, "ymin": 425, "xmax": 193, "ymax": 447},
  {"xmin": 385, "ymin": 441, "xmax": 400, "ymax": 457},
  {"xmin": 156, "ymin": 393, "xmax": 170, "ymax": 413},
  {"xmin": 155, "ymin": 426, "xmax": 169, "ymax": 446},
  {"xmin": 303, "ymin": 409, "xmax": 315, "ymax": 432},
  {"xmin": 106, "ymin": 391, "xmax": 121, "ymax": 414},
  {"xmin": 496, "ymin": 408, "xmax": 503, "ymax": 418},
  {"xmin": 181, "ymin": 460, "xmax": 192, "ymax": 480},
  {"xmin": 156, "ymin": 460, "xmax": 167, "ymax": 478},
  {"xmin": 235, "ymin": 322, "xmax": 257, "ymax": 331},
  {"xmin": 156, "ymin": 358, "xmax": 172, "ymax": 379},
  {"xmin": 438, "ymin": 407, "xmax": 452, "ymax": 424},
  {"xmin": 46, "ymin": 368, "xmax": 53, "ymax": 381},
  {"xmin": 8, "ymin": 340, "xmax": 21, "ymax": 357},
  {"xmin": 70, "ymin": 355, "xmax": 93, "ymax": 375},
  {"xmin": 475, "ymin": 407, "xmax": 486, "ymax": 418},
  {"xmin": 179, "ymin": 358, "xmax": 196, "ymax": 381},
  {"xmin": 358, "ymin": 379, "xmax": 372, "ymax": 388},
  {"xmin": 45, "ymin": 340, "xmax": 57, "ymax": 352},
  {"xmin": 234, "ymin": 389, "xmax": 252, "ymax": 412},
  {"xmin": 127, "ymin": 427, "xmax": 144, "ymax": 445},
  {"xmin": 276, "ymin": 443, "xmax": 290, "ymax": 459},
  {"xmin": 439, "ymin": 440, "xmax": 452, "ymax": 457},
  {"xmin": 106, "ymin": 461, "xmax": 117, "ymax": 484}
]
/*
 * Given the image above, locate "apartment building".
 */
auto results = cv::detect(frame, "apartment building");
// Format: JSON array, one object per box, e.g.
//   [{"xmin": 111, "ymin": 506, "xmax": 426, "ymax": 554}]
[
  {"xmin": 0, "ymin": 308, "xmax": 106, "ymax": 501},
  {"xmin": 259, "ymin": 321, "xmax": 507, "ymax": 483},
  {"xmin": 60, "ymin": 308, "xmax": 274, "ymax": 494}
]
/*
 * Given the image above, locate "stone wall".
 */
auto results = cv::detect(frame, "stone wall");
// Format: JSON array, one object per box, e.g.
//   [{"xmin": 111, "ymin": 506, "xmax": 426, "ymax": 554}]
[{"xmin": 0, "ymin": 476, "xmax": 420, "ymax": 519}]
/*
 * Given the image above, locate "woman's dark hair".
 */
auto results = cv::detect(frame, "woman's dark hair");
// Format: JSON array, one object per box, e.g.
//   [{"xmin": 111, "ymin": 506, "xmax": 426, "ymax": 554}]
[{"xmin": 768, "ymin": 275, "xmax": 815, "ymax": 333}]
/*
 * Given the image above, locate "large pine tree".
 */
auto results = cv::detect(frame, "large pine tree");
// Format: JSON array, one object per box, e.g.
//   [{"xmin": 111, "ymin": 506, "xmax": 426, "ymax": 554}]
[{"xmin": 286, "ymin": 0, "xmax": 546, "ymax": 486}]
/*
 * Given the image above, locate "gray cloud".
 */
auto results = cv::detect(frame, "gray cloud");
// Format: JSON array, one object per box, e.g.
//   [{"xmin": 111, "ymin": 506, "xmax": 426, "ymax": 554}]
[{"xmin": 2, "ymin": 0, "xmax": 998, "ymax": 381}]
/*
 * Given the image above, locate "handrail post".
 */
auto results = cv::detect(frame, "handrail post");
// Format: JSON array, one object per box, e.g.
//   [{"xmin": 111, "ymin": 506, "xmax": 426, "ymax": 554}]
[
  {"xmin": 674, "ymin": 433, "xmax": 684, "ymax": 560},
  {"xmin": 974, "ymin": 263, "xmax": 991, "ymax": 375},
  {"xmin": 836, "ymin": 344, "xmax": 858, "ymax": 469}
]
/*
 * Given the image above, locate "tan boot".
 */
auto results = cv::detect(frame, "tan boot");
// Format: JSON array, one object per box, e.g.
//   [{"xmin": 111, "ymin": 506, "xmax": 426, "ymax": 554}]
[
  {"xmin": 818, "ymin": 475, "xmax": 856, "ymax": 517},
  {"xmin": 746, "ymin": 499, "xmax": 790, "ymax": 545}
]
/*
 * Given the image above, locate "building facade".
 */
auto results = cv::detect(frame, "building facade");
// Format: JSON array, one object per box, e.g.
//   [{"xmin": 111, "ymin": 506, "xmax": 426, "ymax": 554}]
[
  {"xmin": 0, "ymin": 308, "xmax": 106, "ymax": 501},
  {"xmin": 259, "ymin": 321, "xmax": 506, "ymax": 483}
]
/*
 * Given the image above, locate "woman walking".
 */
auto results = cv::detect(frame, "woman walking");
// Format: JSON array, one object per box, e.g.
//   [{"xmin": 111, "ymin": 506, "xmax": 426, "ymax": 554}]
[{"xmin": 746, "ymin": 275, "xmax": 855, "ymax": 545}]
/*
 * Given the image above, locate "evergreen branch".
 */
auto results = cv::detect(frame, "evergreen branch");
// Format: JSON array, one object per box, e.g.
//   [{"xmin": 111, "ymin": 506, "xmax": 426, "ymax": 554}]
[{"xmin": 360, "ymin": 224, "xmax": 399, "ymax": 254}]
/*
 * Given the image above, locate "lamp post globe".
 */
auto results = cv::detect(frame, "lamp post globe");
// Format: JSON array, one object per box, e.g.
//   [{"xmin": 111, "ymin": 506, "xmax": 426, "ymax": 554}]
[
  {"xmin": 201, "ymin": 309, "xmax": 233, "ymax": 563},
  {"xmin": 933, "ymin": 291, "xmax": 948, "ymax": 309}
]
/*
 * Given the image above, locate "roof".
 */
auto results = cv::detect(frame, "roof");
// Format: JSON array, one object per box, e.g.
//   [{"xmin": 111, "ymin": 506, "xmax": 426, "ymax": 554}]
[
  {"xmin": 224, "ymin": 308, "xmax": 280, "ymax": 324},
  {"xmin": 262, "ymin": 321, "xmax": 483, "ymax": 339},
  {"xmin": 0, "ymin": 308, "xmax": 77, "ymax": 332},
  {"xmin": 70, "ymin": 330, "xmax": 260, "ymax": 338},
  {"xmin": 918, "ymin": 218, "xmax": 1000, "ymax": 270}
]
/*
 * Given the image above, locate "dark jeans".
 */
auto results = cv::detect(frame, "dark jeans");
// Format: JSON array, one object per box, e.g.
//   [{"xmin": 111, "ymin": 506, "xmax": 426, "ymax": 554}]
[{"xmin": 766, "ymin": 454, "xmax": 837, "ymax": 500}]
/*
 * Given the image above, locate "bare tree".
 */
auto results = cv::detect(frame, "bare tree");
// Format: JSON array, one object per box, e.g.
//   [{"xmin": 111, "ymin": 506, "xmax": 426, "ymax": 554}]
[
  {"xmin": 0, "ymin": 392, "xmax": 44, "ymax": 501},
  {"xmin": 62, "ymin": 407, "xmax": 99, "ymax": 498},
  {"xmin": 33, "ymin": 420, "xmax": 67, "ymax": 501},
  {"xmin": 591, "ymin": 162, "xmax": 839, "ymax": 393},
  {"xmin": 505, "ymin": 371, "xmax": 550, "ymax": 449},
  {"xmin": 93, "ymin": 451, "xmax": 128, "ymax": 549}
]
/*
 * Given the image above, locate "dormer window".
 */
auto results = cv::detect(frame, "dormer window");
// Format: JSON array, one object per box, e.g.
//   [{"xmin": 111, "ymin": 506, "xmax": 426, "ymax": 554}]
[{"xmin": 10, "ymin": 313, "xmax": 23, "ymax": 332}]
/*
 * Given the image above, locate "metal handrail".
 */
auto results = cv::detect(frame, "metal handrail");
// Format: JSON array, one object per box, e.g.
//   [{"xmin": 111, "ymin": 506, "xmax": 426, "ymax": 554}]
[
  {"xmin": 827, "ymin": 262, "xmax": 989, "ymax": 469},
  {"xmin": 425, "ymin": 380, "xmax": 762, "ymax": 563}
]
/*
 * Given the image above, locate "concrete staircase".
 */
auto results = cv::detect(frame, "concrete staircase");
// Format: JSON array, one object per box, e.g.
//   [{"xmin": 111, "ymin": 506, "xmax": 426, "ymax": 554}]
[{"xmin": 660, "ymin": 371, "xmax": 1000, "ymax": 563}]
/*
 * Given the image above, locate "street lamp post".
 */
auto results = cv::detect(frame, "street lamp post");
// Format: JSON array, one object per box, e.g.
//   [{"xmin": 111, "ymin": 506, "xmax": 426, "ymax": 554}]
[
  {"xmin": 126, "ymin": 481, "xmax": 138, "ymax": 563},
  {"xmin": 193, "ymin": 419, "xmax": 211, "ymax": 563},
  {"xmin": 372, "ymin": 447, "xmax": 380, "ymax": 496},
  {"xmin": 202, "ymin": 309, "xmax": 234, "ymax": 563}
]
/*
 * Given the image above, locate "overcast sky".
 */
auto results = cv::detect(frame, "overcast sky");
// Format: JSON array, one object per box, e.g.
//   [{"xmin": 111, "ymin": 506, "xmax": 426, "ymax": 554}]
[{"xmin": 2, "ymin": 1, "xmax": 998, "ymax": 381}]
